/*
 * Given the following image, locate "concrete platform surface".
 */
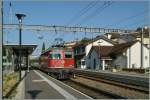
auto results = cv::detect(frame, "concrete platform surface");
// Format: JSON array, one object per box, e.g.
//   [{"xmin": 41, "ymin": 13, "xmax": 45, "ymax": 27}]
[{"xmin": 25, "ymin": 70, "xmax": 92, "ymax": 99}]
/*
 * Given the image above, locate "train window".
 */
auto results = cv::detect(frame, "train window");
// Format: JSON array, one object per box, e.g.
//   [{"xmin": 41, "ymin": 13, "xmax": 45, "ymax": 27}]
[
  {"xmin": 49, "ymin": 54, "xmax": 53, "ymax": 58},
  {"xmin": 54, "ymin": 54, "xmax": 61, "ymax": 59},
  {"xmin": 65, "ymin": 52, "xmax": 72, "ymax": 58},
  {"xmin": 49, "ymin": 53, "xmax": 61, "ymax": 59}
]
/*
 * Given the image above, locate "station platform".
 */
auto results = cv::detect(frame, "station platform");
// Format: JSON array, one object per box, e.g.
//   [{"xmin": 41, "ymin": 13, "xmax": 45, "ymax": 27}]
[{"xmin": 24, "ymin": 70, "xmax": 92, "ymax": 99}]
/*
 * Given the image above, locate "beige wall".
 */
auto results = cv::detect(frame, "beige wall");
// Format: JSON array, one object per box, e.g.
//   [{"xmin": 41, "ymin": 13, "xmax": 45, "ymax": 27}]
[{"xmin": 136, "ymin": 38, "xmax": 149, "ymax": 47}]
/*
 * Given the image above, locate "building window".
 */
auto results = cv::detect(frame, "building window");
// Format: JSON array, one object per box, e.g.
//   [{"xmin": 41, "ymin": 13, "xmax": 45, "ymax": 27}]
[
  {"xmin": 81, "ymin": 61, "xmax": 85, "ymax": 65},
  {"xmin": 81, "ymin": 47, "xmax": 85, "ymax": 53},
  {"xmin": 145, "ymin": 56, "xmax": 148, "ymax": 60},
  {"xmin": 78, "ymin": 61, "xmax": 81, "ymax": 66},
  {"xmin": 75, "ymin": 49, "xmax": 78, "ymax": 54},
  {"xmin": 3, "ymin": 59, "xmax": 6, "ymax": 62},
  {"xmin": 89, "ymin": 53, "xmax": 91, "ymax": 59}
]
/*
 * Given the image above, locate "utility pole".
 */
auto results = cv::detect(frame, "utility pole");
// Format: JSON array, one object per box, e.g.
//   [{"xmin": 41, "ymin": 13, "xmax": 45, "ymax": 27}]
[
  {"xmin": 141, "ymin": 28, "xmax": 144, "ymax": 69},
  {"xmin": 98, "ymin": 40, "xmax": 103, "ymax": 70},
  {"xmin": 98, "ymin": 41, "xmax": 101, "ymax": 70},
  {"xmin": 0, "ymin": 0, "xmax": 3, "ymax": 98},
  {"xmin": 149, "ymin": 27, "xmax": 150, "ymax": 68},
  {"xmin": 149, "ymin": 0, "xmax": 150, "ymax": 69},
  {"xmin": 147, "ymin": 0, "xmax": 150, "ymax": 68}
]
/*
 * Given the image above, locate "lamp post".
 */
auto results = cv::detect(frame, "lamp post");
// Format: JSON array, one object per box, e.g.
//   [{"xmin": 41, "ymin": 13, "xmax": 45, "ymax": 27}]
[
  {"xmin": 148, "ymin": 27, "xmax": 150, "ymax": 68},
  {"xmin": 141, "ymin": 28, "xmax": 144, "ymax": 69},
  {"xmin": 16, "ymin": 13, "xmax": 26, "ymax": 81},
  {"xmin": 98, "ymin": 40, "xmax": 102, "ymax": 70},
  {"xmin": 141, "ymin": 26, "xmax": 148, "ymax": 69},
  {"xmin": 143, "ymin": 26, "xmax": 149, "ymax": 68}
]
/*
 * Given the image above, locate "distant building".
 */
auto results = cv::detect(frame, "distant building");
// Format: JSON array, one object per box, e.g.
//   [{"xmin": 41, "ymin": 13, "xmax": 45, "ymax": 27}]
[
  {"xmin": 111, "ymin": 41, "xmax": 149, "ymax": 69},
  {"xmin": 105, "ymin": 31, "xmax": 149, "ymax": 48},
  {"xmin": 87, "ymin": 40, "xmax": 149, "ymax": 70},
  {"xmin": 88, "ymin": 46, "xmax": 113, "ymax": 70},
  {"xmin": 105, "ymin": 32, "xmax": 136, "ymax": 44},
  {"xmin": 130, "ymin": 31, "xmax": 149, "ymax": 47},
  {"xmin": 73, "ymin": 31, "xmax": 149, "ymax": 70},
  {"xmin": 74, "ymin": 35, "xmax": 116, "ymax": 69},
  {"xmin": 74, "ymin": 42, "xmax": 86, "ymax": 69},
  {"xmin": 64, "ymin": 41, "xmax": 78, "ymax": 48}
]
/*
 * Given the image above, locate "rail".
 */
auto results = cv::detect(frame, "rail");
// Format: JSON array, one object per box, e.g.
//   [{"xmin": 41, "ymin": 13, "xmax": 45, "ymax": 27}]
[{"xmin": 73, "ymin": 69, "xmax": 149, "ymax": 88}]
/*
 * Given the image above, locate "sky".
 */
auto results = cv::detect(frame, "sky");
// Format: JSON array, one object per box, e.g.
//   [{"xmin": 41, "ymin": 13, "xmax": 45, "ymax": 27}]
[{"xmin": 3, "ymin": 0, "xmax": 149, "ymax": 56}]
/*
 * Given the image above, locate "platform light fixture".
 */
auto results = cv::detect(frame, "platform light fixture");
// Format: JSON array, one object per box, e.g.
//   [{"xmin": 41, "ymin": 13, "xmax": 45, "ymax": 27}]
[{"xmin": 16, "ymin": 13, "xmax": 26, "ymax": 81}]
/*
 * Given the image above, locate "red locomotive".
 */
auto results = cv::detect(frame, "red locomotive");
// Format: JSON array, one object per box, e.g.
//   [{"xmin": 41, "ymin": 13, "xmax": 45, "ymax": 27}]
[{"xmin": 39, "ymin": 45, "xmax": 74, "ymax": 79}]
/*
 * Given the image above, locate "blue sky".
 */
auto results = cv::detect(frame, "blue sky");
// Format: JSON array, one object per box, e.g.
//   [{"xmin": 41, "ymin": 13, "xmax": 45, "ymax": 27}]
[{"xmin": 3, "ymin": 1, "xmax": 148, "ymax": 55}]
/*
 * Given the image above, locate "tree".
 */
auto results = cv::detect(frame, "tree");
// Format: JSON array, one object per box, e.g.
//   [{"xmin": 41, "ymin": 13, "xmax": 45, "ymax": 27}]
[
  {"xmin": 136, "ymin": 27, "xmax": 149, "ymax": 37},
  {"xmin": 136, "ymin": 27, "xmax": 149, "ymax": 34},
  {"xmin": 80, "ymin": 37, "xmax": 90, "ymax": 44},
  {"xmin": 42, "ymin": 42, "xmax": 45, "ymax": 53}
]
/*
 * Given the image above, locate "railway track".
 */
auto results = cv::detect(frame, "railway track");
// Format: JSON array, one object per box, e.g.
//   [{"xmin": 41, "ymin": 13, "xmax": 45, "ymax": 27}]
[
  {"xmin": 32, "ymin": 67, "xmax": 149, "ymax": 99},
  {"xmin": 75, "ymin": 74, "xmax": 149, "ymax": 93},
  {"xmin": 64, "ymin": 76, "xmax": 149, "ymax": 99},
  {"xmin": 62, "ymin": 79, "xmax": 125, "ymax": 99},
  {"xmin": 73, "ymin": 69, "xmax": 149, "ymax": 88}
]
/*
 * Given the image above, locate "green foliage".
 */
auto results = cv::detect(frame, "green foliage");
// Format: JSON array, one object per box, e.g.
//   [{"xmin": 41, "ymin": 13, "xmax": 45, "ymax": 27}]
[
  {"xmin": 42, "ymin": 42, "xmax": 46, "ymax": 53},
  {"xmin": 80, "ymin": 37, "xmax": 90, "ymax": 44},
  {"xmin": 136, "ymin": 27, "xmax": 149, "ymax": 34},
  {"xmin": 3, "ymin": 72, "xmax": 19, "ymax": 98}
]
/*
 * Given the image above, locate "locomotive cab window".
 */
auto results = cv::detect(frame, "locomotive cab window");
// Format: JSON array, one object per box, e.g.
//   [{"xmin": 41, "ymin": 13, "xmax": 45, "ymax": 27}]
[
  {"xmin": 65, "ymin": 52, "xmax": 72, "ymax": 58},
  {"xmin": 49, "ymin": 53, "xmax": 61, "ymax": 59}
]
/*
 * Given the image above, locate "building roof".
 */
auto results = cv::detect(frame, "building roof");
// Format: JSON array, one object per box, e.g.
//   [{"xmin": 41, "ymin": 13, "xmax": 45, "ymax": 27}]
[
  {"xmin": 74, "ymin": 35, "xmax": 117, "ymax": 47},
  {"xmin": 90, "ymin": 46, "xmax": 113, "ymax": 59},
  {"xmin": 87, "ymin": 35, "xmax": 117, "ymax": 45},
  {"xmin": 64, "ymin": 41, "xmax": 78, "ymax": 47},
  {"xmin": 89, "ymin": 41, "xmax": 139, "ymax": 58},
  {"xmin": 105, "ymin": 32, "xmax": 121, "ymax": 39},
  {"xmin": 130, "ymin": 31, "xmax": 149, "ymax": 38},
  {"xmin": 110, "ymin": 41, "xmax": 138, "ymax": 55}
]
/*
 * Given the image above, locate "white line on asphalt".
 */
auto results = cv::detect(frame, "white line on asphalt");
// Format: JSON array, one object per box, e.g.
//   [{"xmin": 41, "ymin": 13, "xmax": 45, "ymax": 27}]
[
  {"xmin": 32, "ymin": 79, "xmax": 45, "ymax": 82},
  {"xmin": 34, "ymin": 70, "xmax": 77, "ymax": 100}
]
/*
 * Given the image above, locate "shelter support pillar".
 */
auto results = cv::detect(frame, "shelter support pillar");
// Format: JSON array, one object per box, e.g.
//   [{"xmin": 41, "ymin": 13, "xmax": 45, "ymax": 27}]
[
  {"xmin": 28, "ymin": 55, "xmax": 29, "ymax": 72},
  {"xmin": 26, "ymin": 50, "xmax": 29, "ymax": 72}
]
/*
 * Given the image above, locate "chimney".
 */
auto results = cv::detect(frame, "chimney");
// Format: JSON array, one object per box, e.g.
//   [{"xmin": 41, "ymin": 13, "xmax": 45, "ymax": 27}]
[{"xmin": 107, "ymin": 34, "xmax": 112, "ymax": 39}]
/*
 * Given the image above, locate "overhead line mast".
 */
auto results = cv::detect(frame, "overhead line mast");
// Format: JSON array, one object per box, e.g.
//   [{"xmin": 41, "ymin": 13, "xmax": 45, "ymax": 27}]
[{"xmin": 9, "ymin": 0, "xmax": 13, "ymax": 24}]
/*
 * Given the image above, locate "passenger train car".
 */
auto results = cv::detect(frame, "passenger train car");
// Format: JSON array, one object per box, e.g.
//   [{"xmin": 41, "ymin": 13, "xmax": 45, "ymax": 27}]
[{"xmin": 39, "ymin": 45, "xmax": 74, "ymax": 79}]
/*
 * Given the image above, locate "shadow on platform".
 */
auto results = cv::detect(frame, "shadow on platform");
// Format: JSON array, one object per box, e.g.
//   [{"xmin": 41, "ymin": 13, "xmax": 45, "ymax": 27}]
[{"xmin": 27, "ymin": 90, "xmax": 42, "ymax": 99}]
